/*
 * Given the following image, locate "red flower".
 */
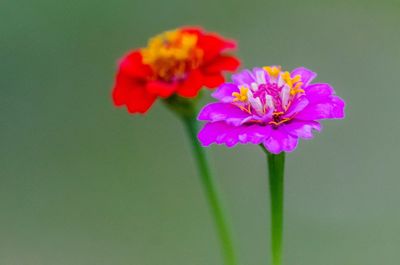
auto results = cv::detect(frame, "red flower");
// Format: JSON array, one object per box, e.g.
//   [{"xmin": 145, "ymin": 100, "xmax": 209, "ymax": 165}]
[{"xmin": 112, "ymin": 27, "xmax": 240, "ymax": 114}]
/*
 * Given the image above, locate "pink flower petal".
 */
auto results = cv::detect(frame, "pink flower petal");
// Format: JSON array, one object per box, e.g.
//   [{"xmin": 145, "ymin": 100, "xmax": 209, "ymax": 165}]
[
  {"xmin": 197, "ymin": 103, "xmax": 251, "ymax": 126},
  {"xmin": 304, "ymin": 83, "xmax": 335, "ymax": 103},
  {"xmin": 211, "ymin": 83, "xmax": 239, "ymax": 102},
  {"xmin": 283, "ymin": 97, "xmax": 309, "ymax": 118},
  {"xmin": 232, "ymin": 69, "xmax": 256, "ymax": 85},
  {"xmin": 295, "ymin": 96, "xmax": 345, "ymax": 120},
  {"xmin": 291, "ymin": 67, "xmax": 317, "ymax": 86},
  {"xmin": 283, "ymin": 120, "xmax": 322, "ymax": 139},
  {"xmin": 198, "ymin": 122, "xmax": 272, "ymax": 147},
  {"xmin": 263, "ymin": 129, "xmax": 299, "ymax": 154}
]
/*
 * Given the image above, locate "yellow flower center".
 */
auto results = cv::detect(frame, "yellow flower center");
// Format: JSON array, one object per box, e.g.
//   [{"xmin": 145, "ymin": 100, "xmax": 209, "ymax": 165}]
[
  {"xmin": 141, "ymin": 29, "xmax": 204, "ymax": 81},
  {"xmin": 263, "ymin": 66, "xmax": 304, "ymax": 95},
  {"xmin": 230, "ymin": 66, "xmax": 306, "ymax": 125},
  {"xmin": 264, "ymin": 66, "xmax": 281, "ymax": 78},
  {"xmin": 232, "ymin": 86, "xmax": 249, "ymax": 102},
  {"xmin": 281, "ymin": 71, "xmax": 304, "ymax": 95}
]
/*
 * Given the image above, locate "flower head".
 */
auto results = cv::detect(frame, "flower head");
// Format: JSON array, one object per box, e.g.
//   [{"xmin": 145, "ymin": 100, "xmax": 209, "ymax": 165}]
[
  {"xmin": 198, "ymin": 66, "xmax": 345, "ymax": 154},
  {"xmin": 112, "ymin": 27, "xmax": 240, "ymax": 114}
]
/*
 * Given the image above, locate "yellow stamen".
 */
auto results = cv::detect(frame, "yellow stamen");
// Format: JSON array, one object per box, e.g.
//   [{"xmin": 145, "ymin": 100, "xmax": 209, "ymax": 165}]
[
  {"xmin": 281, "ymin": 71, "xmax": 293, "ymax": 87},
  {"xmin": 290, "ymin": 89, "xmax": 305, "ymax": 95},
  {"xmin": 140, "ymin": 29, "xmax": 203, "ymax": 81},
  {"xmin": 280, "ymin": 70, "xmax": 304, "ymax": 97},
  {"xmin": 269, "ymin": 118, "xmax": 292, "ymax": 126},
  {"xmin": 292, "ymin": 75, "xmax": 301, "ymax": 83},
  {"xmin": 264, "ymin": 66, "xmax": 281, "ymax": 78},
  {"xmin": 237, "ymin": 104, "xmax": 252, "ymax": 114},
  {"xmin": 232, "ymin": 86, "xmax": 249, "ymax": 102},
  {"xmin": 290, "ymin": 82, "xmax": 304, "ymax": 95}
]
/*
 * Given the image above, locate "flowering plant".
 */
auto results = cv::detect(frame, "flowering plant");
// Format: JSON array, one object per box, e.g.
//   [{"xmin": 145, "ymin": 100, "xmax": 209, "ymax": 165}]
[
  {"xmin": 198, "ymin": 65, "xmax": 345, "ymax": 265},
  {"xmin": 111, "ymin": 27, "xmax": 240, "ymax": 265},
  {"xmin": 111, "ymin": 25, "xmax": 346, "ymax": 265}
]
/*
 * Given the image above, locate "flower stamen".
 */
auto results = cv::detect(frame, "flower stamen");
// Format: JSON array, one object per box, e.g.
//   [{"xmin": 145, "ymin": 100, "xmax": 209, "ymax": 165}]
[
  {"xmin": 264, "ymin": 66, "xmax": 281, "ymax": 78},
  {"xmin": 229, "ymin": 66, "xmax": 311, "ymax": 127},
  {"xmin": 141, "ymin": 29, "xmax": 204, "ymax": 81},
  {"xmin": 232, "ymin": 86, "xmax": 249, "ymax": 102}
]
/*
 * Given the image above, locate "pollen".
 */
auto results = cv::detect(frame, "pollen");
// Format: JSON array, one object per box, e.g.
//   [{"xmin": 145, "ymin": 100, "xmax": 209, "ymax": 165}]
[
  {"xmin": 264, "ymin": 66, "xmax": 281, "ymax": 78},
  {"xmin": 141, "ymin": 29, "xmax": 203, "ymax": 81},
  {"xmin": 280, "ymin": 71, "xmax": 304, "ymax": 95},
  {"xmin": 290, "ymin": 82, "xmax": 305, "ymax": 95},
  {"xmin": 232, "ymin": 86, "xmax": 249, "ymax": 102},
  {"xmin": 281, "ymin": 72, "xmax": 293, "ymax": 87}
]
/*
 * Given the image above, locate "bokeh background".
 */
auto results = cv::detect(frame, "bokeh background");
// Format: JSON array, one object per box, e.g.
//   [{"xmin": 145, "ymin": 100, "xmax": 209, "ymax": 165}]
[{"xmin": 2, "ymin": 0, "xmax": 400, "ymax": 264}]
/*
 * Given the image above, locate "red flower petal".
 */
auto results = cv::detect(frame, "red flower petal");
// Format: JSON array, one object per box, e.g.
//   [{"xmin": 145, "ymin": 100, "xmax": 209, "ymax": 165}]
[
  {"xmin": 118, "ymin": 51, "xmax": 152, "ymax": 78},
  {"xmin": 113, "ymin": 74, "xmax": 129, "ymax": 106},
  {"xmin": 203, "ymin": 55, "xmax": 240, "ymax": 74},
  {"xmin": 126, "ymin": 87, "xmax": 156, "ymax": 114},
  {"xmin": 146, "ymin": 80, "xmax": 177, "ymax": 98},
  {"xmin": 202, "ymin": 74, "xmax": 224, "ymax": 88},
  {"xmin": 181, "ymin": 26, "xmax": 203, "ymax": 35},
  {"xmin": 176, "ymin": 70, "xmax": 203, "ymax": 98},
  {"xmin": 112, "ymin": 73, "xmax": 156, "ymax": 114},
  {"xmin": 197, "ymin": 33, "xmax": 237, "ymax": 63}
]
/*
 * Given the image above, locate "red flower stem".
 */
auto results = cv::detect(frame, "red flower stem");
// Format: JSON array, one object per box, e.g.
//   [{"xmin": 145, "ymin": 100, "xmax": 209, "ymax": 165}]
[
  {"xmin": 261, "ymin": 146, "xmax": 285, "ymax": 265},
  {"xmin": 182, "ymin": 115, "xmax": 238, "ymax": 265}
]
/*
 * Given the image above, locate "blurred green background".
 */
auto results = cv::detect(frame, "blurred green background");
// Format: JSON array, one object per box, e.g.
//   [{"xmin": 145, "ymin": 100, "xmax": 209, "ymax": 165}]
[{"xmin": 1, "ymin": 0, "xmax": 400, "ymax": 264}]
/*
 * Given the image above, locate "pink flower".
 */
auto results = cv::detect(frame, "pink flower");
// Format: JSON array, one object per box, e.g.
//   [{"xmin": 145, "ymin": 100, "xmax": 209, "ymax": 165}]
[{"xmin": 197, "ymin": 66, "xmax": 345, "ymax": 154}]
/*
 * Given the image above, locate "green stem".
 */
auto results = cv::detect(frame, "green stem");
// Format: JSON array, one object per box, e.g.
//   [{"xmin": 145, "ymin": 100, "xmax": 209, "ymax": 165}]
[
  {"xmin": 261, "ymin": 146, "xmax": 285, "ymax": 265},
  {"xmin": 182, "ymin": 115, "xmax": 238, "ymax": 265}
]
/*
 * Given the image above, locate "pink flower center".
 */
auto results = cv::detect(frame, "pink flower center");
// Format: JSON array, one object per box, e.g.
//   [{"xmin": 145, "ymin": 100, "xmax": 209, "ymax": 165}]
[{"xmin": 231, "ymin": 67, "xmax": 304, "ymax": 126}]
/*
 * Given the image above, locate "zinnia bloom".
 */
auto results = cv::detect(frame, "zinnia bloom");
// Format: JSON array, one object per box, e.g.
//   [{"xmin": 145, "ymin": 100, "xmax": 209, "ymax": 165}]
[
  {"xmin": 112, "ymin": 27, "xmax": 240, "ymax": 114},
  {"xmin": 198, "ymin": 66, "xmax": 345, "ymax": 154}
]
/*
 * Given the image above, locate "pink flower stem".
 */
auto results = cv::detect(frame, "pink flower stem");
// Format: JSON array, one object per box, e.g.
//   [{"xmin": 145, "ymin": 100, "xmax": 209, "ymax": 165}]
[{"xmin": 261, "ymin": 145, "xmax": 285, "ymax": 265}]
